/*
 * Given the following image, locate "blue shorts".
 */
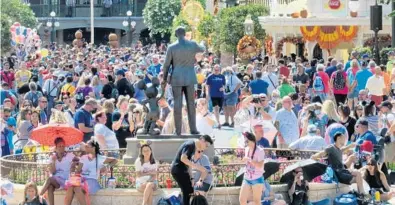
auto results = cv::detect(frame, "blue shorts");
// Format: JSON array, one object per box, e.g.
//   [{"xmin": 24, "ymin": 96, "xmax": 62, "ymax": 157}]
[
  {"xmin": 243, "ymin": 177, "xmax": 264, "ymax": 186},
  {"xmin": 224, "ymin": 92, "xmax": 238, "ymax": 106},
  {"xmin": 348, "ymin": 89, "xmax": 359, "ymax": 99}
]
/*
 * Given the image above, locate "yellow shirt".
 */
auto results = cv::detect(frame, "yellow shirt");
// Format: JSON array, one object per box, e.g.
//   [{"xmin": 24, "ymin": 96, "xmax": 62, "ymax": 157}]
[
  {"xmin": 15, "ymin": 70, "xmax": 31, "ymax": 88},
  {"xmin": 196, "ymin": 73, "xmax": 205, "ymax": 84},
  {"xmin": 61, "ymin": 83, "xmax": 76, "ymax": 96}
]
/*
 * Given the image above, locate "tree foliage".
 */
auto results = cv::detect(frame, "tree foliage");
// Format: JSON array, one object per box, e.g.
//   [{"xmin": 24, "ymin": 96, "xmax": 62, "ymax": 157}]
[
  {"xmin": 1, "ymin": 0, "xmax": 37, "ymax": 53},
  {"xmin": 380, "ymin": 47, "xmax": 395, "ymax": 64},
  {"xmin": 216, "ymin": 4, "xmax": 269, "ymax": 53},
  {"xmin": 143, "ymin": 0, "xmax": 182, "ymax": 36},
  {"xmin": 197, "ymin": 12, "xmax": 215, "ymax": 38},
  {"xmin": 195, "ymin": 0, "xmax": 206, "ymax": 9}
]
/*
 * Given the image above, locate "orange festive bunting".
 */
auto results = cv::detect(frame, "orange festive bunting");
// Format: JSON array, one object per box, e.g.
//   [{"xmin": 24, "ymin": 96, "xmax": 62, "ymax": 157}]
[
  {"xmin": 300, "ymin": 26, "xmax": 320, "ymax": 41},
  {"xmin": 337, "ymin": 25, "xmax": 358, "ymax": 41}
]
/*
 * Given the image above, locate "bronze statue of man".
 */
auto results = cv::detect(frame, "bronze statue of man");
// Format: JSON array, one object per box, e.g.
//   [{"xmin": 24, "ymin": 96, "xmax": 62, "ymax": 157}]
[{"xmin": 161, "ymin": 26, "xmax": 205, "ymax": 135}]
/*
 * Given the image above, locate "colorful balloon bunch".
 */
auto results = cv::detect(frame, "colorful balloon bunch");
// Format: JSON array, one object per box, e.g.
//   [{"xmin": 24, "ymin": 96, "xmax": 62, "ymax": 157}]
[{"xmin": 9, "ymin": 22, "xmax": 41, "ymax": 49}]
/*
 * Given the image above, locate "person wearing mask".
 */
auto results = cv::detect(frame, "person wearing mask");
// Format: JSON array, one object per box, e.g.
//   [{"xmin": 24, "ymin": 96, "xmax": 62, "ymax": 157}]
[
  {"xmin": 222, "ymin": 67, "xmax": 242, "ymax": 128},
  {"xmin": 366, "ymin": 66, "xmax": 386, "ymax": 105},
  {"xmin": 262, "ymin": 64, "xmax": 279, "ymax": 97},
  {"xmin": 73, "ymin": 98, "xmax": 97, "ymax": 142},
  {"xmin": 330, "ymin": 63, "xmax": 349, "ymax": 106},
  {"xmin": 289, "ymin": 124, "xmax": 326, "ymax": 151},
  {"xmin": 249, "ymin": 71, "xmax": 269, "ymax": 95},
  {"xmin": 275, "ymin": 96, "xmax": 299, "ymax": 148},
  {"xmin": 115, "ymin": 69, "xmax": 134, "ymax": 98},
  {"xmin": 170, "ymin": 135, "xmax": 213, "ymax": 205},
  {"xmin": 253, "ymin": 124, "xmax": 270, "ymax": 148},
  {"xmin": 112, "ymin": 96, "xmax": 135, "ymax": 148},
  {"xmin": 346, "ymin": 59, "xmax": 360, "ymax": 109},
  {"xmin": 338, "ymin": 104, "xmax": 357, "ymax": 142},
  {"xmin": 205, "ymin": 64, "xmax": 225, "ymax": 128},
  {"xmin": 43, "ymin": 73, "xmax": 60, "ymax": 119},
  {"xmin": 312, "ymin": 64, "xmax": 330, "ymax": 102},
  {"xmin": 312, "ymin": 132, "xmax": 365, "ymax": 194},
  {"xmin": 325, "ymin": 58, "xmax": 338, "ymax": 78}
]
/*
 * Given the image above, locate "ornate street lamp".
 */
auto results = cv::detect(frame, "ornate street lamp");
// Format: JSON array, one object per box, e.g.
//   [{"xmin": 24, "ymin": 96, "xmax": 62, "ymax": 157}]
[
  {"xmin": 47, "ymin": 11, "xmax": 59, "ymax": 44},
  {"xmin": 244, "ymin": 14, "xmax": 254, "ymax": 36},
  {"xmin": 122, "ymin": 10, "xmax": 136, "ymax": 45}
]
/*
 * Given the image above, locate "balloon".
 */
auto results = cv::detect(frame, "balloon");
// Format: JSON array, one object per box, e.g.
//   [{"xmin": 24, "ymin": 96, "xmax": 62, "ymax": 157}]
[
  {"xmin": 20, "ymin": 35, "xmax": 25, "ymax": 43},
  {"xmin": 325, "ymin": 123, "xmax": 349, "ymax": 145},
  {"xmin": 13, "ymin": 22, "xmax": 21, "ymax": 27},
  {"xmin": 34, "ymin": 34, "xmax": 40, "ymax": 40},
  {"xmin": 27, "ymin": 28, "xmax": 31, "ymax": 33},
  {"xmin": 40, "ymin": 49, "xmax": 49, "ymax": 57},
  {"xmin": 10, "ymin": 40, "xmax": 16, "ymax": 46},
  {"xmin": 15, "ymin": 36, "xmax": 20, "ymax": 44},
  {"xmin": 16, "ymin": 27, "xmax": 20, "ymax": 35}
]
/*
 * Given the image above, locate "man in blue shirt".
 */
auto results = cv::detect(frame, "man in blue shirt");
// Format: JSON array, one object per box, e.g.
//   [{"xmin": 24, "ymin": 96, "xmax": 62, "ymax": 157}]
[
  {"xmin": 254, "ymin": 124, "xmax": 270, "ymax": 148},
  {"xmin": 354, "ymin": 118, "xmax": 377, "ymax": 145},
  {"xmin": 325, "ymin": 58, "xmax": 338, "ymax": 78},
  {"xmin": 355, "ymin": 61, "xmax": 373, "ymax": 92},
  {"xmin": 248, "ymin": 71, "xmax": 269, "ymax": 95},
  {"xmin": 74, "ymin": 98, "xmax": 97, "ymax": 142},
  {"xmin": 205, "ymin": 65, "xmax": 225, "ymax": 128},
  {"xmin": 147, "ymin": 55, "xmax": 162, "ymax": 77}
]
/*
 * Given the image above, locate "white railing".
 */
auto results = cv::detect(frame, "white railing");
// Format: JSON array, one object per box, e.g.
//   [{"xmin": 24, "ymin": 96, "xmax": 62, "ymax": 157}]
[{"xmin": 245, "ymin": 0, "xmax": 298, "ymax": 7}]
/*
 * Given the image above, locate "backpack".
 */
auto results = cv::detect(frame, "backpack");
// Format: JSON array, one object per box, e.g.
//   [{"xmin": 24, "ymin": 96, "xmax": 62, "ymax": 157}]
[
  {"xmin": 29, "ymin": 92, "xmax": 39, "ymax": 107},
  {"xmin": 320, "ymin": 166, "xmax": 336, "ymax": 183},
  {"xmin": 333, "ymin": 71, "xmax": 346, "ymax": 90},
  {"xmin": 191, "ymin": 194, "xmax": 209, "ymax": 205},
  {"xmin": 157, "ymin": 198, "xmax": 171, "ymax": 205},
  {"xmin": 313, "ymin": 75, "xmax": 325, "ymax": 92},
  {"xmin": 334, "ymin": 193, "xmax": 357, "ymax": 205},
  {"xmin": 111, "ymin": 85, "xmax": 119, "ymax": 100}
]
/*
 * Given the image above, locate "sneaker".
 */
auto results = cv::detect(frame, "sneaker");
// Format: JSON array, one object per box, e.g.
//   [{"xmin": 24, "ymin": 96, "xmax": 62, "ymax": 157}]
[
  {"xmin": 229, "ymin": 122, "xmax": 234, "ymax": 128},
  {"xmin": 222, "ymin": 122, "xmax": 230, "ymax": 127}
]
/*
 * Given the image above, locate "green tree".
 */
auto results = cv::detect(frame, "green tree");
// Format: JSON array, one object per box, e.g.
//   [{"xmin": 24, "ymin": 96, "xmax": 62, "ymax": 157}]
[
  {"xmin": 1, "ymin": 0, "xmax": 37, "ymax": 53},
  {"xmin": 197, "ymin": 12, "xmax": 215, "ymax": 38},
  {"xmin": 217, "ymin": 4, "xmax": 269, "ymax": 53},
  {"xmin": 143, "ymin": 0, "xmax": 182, "ymax": 36},
  {"xmin": 170, "ymin": 13, "xmax": 192, "ymax": 42},
  {"xmin": 195, "ymin": 0, "xmax": 206, "ymax": 9}
]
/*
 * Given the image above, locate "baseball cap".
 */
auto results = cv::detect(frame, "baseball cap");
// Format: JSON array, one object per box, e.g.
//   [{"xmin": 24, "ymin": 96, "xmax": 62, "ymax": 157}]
[
  {"xmin": 379, "ymin": 101, "xmax": 392, "ymax": 109},
  {"xmin": 307, "ymin": 124, "xmax": 318, "ymax": 134},
  {"xmin": 362, "ymin": 54, "xmax": 369, "ymax": 59},
  {"xmin": 116, "ymin": 69, "xmax": 125, "ymax": 76},
  {"xmin": 356, "ymin": 118, "xmax": 369, "ymax": 126},
  {"xmin": 1, "ymin": 180, "xmax": 14, "ymax": 197}
]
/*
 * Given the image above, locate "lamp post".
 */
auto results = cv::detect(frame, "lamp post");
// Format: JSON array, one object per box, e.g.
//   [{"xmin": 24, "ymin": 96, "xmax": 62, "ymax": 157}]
[
  {"xmin": 122, "ymin": 10, "xmax": 136, "ymax": 46},
  {"xmin": 46, "ymin": 11, "xmax": 60, "ymax": 44},
  {"xmin": 244, "ymin": 14, "xmax": 254, "ymax": 35},
  {"xmin": 370, "ymin": 1, "xmax": 382, "ymax": 64}
]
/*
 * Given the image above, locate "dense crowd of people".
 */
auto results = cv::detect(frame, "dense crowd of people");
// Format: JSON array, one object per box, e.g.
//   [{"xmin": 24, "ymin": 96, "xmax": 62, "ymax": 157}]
[{"xmin": 1, "ymin": 39, "xmax": 395, "ymax": 205}]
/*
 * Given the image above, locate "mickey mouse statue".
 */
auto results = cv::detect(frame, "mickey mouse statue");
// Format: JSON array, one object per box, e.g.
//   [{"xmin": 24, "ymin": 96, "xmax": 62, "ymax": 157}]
[{"xmin": 137, "ymin": 77, "xmax": 163, "ymax": 135}]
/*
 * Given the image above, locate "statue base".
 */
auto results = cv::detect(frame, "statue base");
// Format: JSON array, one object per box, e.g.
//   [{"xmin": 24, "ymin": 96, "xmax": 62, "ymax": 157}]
[{"xmin": 123, "ymin": 134, "xmax": 215, "ymax": 164}]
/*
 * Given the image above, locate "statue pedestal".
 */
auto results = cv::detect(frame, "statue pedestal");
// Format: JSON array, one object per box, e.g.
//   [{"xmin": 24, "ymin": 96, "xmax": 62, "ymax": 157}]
[{"xmin": 123, "ymin": 135, "xmax": 215, "ymax": 164}]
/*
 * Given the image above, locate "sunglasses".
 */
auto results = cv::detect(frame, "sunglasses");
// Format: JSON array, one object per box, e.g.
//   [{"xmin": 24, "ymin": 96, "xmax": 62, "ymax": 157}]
[
  {"xmin": 197, "ymin": 150, "xmax": 204, "ymax": 154},
  {"xmin": 40, "ymin": 101, "xmax": 48, "ymax": 103},
  {"xmin": 367, "ymin": 163, "xmax": 373, "ymax": 166},
  {"xmin": 63, "ymin": 97, "xmax": 69, "ymax": 100},
  {"xmin": 133, "ymin": 111, "xmax": 140, "ymax": 114}
]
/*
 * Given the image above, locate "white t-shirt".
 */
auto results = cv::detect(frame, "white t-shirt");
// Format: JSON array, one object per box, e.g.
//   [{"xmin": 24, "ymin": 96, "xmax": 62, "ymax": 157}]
[
  {"xmin": 134, "ymin": 159, "xmax": 158, "ymax": 184},
  {"xmin": 366, "ymin": 75, "xmax": 385, "ymax": 96},
  {"xmin": 64, "ymin": 110, "xmax": 75, "ymax": 127},
  {"xmin": 380, "ymin": 113, "xmax": 395, "ymax": 129},
  {"xmin": 51, "ymin": 152, "xmax": 75, "ymax": 179},
  {"xmin": 196, "ymin": 113, "xmax": 215, "ymax": 137},
  {"xmin": 80, "ymin": 154, "xmax": 106, "ymax": 179},
  {"xmin": 94, "ymin": 124, "xmax": 119, "ymax": 150}
]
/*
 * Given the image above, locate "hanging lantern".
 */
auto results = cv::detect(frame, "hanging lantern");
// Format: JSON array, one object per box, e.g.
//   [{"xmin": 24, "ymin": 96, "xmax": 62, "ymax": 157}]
[
  {"xmin": 349, "ymin": 0, "xmax": 359, "ymax": 17},
  {"xmin": 244, "ymin": 15, "xmax": 254, "ymax": 36}
]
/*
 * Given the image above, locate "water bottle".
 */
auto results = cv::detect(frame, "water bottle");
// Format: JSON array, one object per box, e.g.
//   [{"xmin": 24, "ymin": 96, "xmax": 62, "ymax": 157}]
[
  {"xmin": 166, "ymin": 178, "xmax": 172, "ymax": 189},
  {"xmin": 374, "ymin": 190, "xmax": 380, "ymax": 203}
]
